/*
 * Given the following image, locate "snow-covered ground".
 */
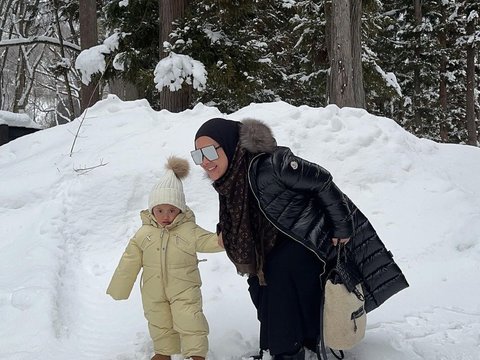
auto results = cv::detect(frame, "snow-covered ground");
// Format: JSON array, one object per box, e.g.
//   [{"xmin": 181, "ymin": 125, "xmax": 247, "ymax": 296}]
[{"xmin": 1, "ymin": 96, "xmax": 479, "ymax": 360}]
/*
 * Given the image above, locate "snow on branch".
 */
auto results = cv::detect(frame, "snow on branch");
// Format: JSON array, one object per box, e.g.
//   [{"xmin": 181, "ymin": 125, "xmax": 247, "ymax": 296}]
[
  {"xmin": 467, "ymin": 10, "xmax": 478, "ymax": 23},
  {"xmin": 154, "ymin": 52, "xmax": 207, "ymax": 92},
  {"xmin": 363, "ymin": 47, "xmax": 402, "ymax": 97},
  {"xmin": 75, "ymin": 32, "xmax": 127, "ymax": 85},
  {"xmin": 0, "ymin": 110, "xmax": 41, "ymax": 128},
  {"xmin": 374, "ymin": 64, "xmax": 403, "ymax": 97},
  {"xmin": 0, "ymin": 36, "xmax": 81, "ymax": 52}
]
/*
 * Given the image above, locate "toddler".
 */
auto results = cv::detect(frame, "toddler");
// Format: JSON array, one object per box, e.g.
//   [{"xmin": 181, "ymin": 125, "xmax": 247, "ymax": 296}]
[{"xmin": 107, "ymin": 156, "xmax": 223, "ymax": 360}]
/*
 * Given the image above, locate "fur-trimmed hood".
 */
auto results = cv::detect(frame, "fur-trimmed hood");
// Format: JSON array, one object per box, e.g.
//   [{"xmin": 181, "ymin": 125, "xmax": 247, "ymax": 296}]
[{"xmin": 239, "ymin": 118, "xmax": 277, "ymax": 154}]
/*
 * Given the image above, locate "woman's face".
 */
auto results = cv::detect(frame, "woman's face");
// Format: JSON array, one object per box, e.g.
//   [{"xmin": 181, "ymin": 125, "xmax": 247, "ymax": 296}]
[{"xmin": 194, "ymin": 136, "xmax": 229, "ymax": 181}]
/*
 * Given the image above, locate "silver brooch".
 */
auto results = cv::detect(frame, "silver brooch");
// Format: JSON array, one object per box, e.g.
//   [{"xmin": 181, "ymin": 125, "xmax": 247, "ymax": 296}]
[{"xmin": 290, "ymin": 160, "xmax": 298, "ymax": 170}]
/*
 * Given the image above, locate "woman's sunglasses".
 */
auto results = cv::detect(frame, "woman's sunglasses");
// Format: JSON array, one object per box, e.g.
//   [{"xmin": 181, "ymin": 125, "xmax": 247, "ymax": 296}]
[{"xmin": 190, "ymin": 145, "xmax": 221, "ymax": 165}]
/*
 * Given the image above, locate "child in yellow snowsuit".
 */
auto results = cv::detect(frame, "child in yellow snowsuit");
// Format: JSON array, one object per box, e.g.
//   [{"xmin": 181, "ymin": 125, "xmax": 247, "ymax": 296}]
[{"xmin": 107, "ymin": 156, "xmax": 223, "ymax": 360}]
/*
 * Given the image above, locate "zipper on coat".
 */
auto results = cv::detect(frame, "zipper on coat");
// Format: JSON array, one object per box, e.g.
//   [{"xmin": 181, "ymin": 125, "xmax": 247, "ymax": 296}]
[{"xmin": 247, "ymin": 153, "xmax": 327, "ymax": 277}]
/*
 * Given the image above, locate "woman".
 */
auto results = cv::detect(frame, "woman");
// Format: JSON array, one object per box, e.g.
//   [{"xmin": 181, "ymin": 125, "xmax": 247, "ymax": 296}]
[{"xmin": 191, "ymin": 118, "xmax": 408, "ymax": 360}]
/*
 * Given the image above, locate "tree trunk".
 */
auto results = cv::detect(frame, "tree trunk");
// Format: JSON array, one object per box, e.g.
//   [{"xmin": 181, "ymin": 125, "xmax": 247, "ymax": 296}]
[
  {"xmin": 465, "ymin": 13, "xmax": 477, "ymax": 146},
  {"xmin": 53, "ymin": 0, "xmax": 76, "ymax": 121},
  {"xmin": 78, "ymin": 0, "xmax": 99, "ymax": 112},
  {"xmin": 12, "ymin": 48, "xmax": 26, "ymax": 113},
  {"xmin": 413, "ymin": 0, "xmax": 422, "ymax": 129},
  {"xmin": 439, "ymin": 4, "xmax": 449, "ymax": 142},
  {"xmin": 158, "ymin": 0, "xmax": 191, "ymax": 112},
  {"xmin": 327, "ymin": 0, "xmax": 364, "ymax": 108},
  {"xmin": 0, "ymin": 0, "xmax": 14, "ymax": 109},
  {"xmin": 11, "ymin": 0, "xmax": 26, "ymax": 113},
  {"xmin": 328, "ymin": 0, "xmax": 354, "ymax": 107},
  {"xmin": 350, "ymin": 0, "xmax": 365, "ymax": 108},
  {"xmin": 108, "ymin": 78, "xmax": 140, "ymax": 101}
]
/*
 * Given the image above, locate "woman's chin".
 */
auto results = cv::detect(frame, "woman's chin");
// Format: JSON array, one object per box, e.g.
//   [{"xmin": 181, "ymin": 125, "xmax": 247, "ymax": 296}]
[{"xmin": 208, "ymin": 172, "xmax": 220, "ymax": 181}]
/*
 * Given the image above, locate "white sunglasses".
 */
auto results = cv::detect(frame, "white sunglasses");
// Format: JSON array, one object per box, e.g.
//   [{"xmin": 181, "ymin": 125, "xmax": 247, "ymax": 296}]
[{"xmin": 191, "ymin": 145, "xmax": 221, "ymax": 165}]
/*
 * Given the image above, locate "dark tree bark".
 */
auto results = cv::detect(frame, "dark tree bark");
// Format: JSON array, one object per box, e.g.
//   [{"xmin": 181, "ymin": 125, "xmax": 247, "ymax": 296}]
[
  {"xmin": 413, "ymin": 0, "xmax": 422, "ymax": 129},
  {"xmin": 78, "ymin": 0, "xmax": 99, "ymax": 112},
  {"xmin": 109, "ymin": 78, "xmax": 140, "ymax": 101},
  {"xmin": 327, "ymin": 0, "xmax": 364, "ymax": 108},
  {"xmin": 0, "ymin": 0, "xmax": 14, "ymax": 109},
  {"xmin": 11, "ymin": 0, "xmax": 43, "ymax": 114},
  {"xmin": 465, "ymin": 11, "xmax": 477, "ymax": 145},
  {"xmin": 158, "ymin": 0, "xmax": 191, "ymax": 112},
  {"xmin": 12, "ymin": 47, "xmax": 27, "ymax": 113},
  {"xmin": 350, "ymin": 0, "xmax": 365, "ymax": 108},
  {"xmin": 53, "ymin": 0, "xmax": 76, "ymax": 120},
  {"xmin": 439, "ymin": 4, "xmax": 449, "ymax": 142},
  {"xmin": 11, "ymin": 0, "xmax": 27, "ymax": 113}
]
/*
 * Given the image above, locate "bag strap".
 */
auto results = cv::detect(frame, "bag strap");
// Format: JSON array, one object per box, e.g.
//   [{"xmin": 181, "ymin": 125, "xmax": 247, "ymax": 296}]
[
  {"xmin": 336, "ymin": 243, "xmax": 347, "ymax": 268},
  {"xmin": 316, "ymin": 286, "xmax": 345, "ymax": 360},
  {"xmin": 316, "ymin": 244, "xmax": 346, "ymax": 360},
  {"xmin": 330, "ymin": 349, "xmax": 345, "ymax": 359},
  {"xmin": 316, "ymin": 285, "xmax": 328, "ymax": 360},
  {"xmin": 322, "ymin": 243, "xmax": 344, "ymax": 288}
]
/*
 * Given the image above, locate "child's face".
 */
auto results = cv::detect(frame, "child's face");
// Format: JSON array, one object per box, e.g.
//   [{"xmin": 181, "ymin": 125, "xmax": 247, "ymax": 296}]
[{"xmin": 152, "ymin": 204, "xmax": 181, "ymax": 227}]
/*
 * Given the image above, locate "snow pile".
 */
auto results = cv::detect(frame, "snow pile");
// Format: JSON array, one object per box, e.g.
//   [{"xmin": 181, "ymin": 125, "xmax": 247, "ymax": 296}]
[{"xmin": 0, "ymin": 96, "xmax": 479, "ymax": 360}]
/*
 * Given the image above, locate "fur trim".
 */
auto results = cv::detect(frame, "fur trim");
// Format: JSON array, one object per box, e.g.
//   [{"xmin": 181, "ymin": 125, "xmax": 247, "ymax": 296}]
[
  {"xmin": 239, "ymin": 118, "xmax": 277, "ymax": 154},
  {"xmin": 166, "ymin": 156, "xmax": 190, "ymax": 179}
]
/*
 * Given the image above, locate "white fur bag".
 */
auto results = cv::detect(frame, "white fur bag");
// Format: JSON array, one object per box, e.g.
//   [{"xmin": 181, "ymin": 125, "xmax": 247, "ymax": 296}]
[
  {"xmin": 323, "ymin": 279, "xmax": 366, "ymax": 350},
  {"xmin": 319, "ymin": 244, "xmax": 366, "ymax": 357}
]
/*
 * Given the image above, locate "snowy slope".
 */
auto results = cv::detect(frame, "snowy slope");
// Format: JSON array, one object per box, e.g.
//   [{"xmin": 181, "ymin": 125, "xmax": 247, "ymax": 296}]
[{"xmin": 0, "ymin": 96, "xmax": 479, "ymax": 360}]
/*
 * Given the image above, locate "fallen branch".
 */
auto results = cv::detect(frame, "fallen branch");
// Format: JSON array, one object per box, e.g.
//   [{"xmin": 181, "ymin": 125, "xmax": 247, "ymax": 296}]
[{"xmin": 73, "ymin": 160, "xmax": 108, "ymax": 174}]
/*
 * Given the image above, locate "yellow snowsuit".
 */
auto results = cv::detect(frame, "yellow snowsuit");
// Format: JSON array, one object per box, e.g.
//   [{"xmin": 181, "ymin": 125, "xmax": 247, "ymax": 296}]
[{"xmin": 107, "ymin": 209, "xmax": 223, "ymax": 357}]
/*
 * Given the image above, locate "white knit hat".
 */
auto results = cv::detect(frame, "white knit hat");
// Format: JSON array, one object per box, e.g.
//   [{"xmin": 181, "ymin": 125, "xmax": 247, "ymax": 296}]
[{"xmin": 148, "ymin": 156, "xmax": 190, "ymax": 213}]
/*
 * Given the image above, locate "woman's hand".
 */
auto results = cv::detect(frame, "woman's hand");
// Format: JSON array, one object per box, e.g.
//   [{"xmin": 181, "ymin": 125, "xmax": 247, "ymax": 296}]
[
  {"xmin": 218, "ymin": 232, "xmax": 224, "ymax": 248},
  {"xmin": 332, "ymin": 237, "xmax": 350, "ymax": 246}
]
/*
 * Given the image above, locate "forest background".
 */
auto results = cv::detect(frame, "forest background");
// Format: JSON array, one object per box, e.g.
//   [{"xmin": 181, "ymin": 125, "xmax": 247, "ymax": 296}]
[{"xmin": 0, "ymin": 0, "xmax": 479, "ymax": 145}]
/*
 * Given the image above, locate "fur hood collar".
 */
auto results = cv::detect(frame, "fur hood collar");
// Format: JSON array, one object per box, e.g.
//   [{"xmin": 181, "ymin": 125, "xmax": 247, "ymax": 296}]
[{"xmin": 239, "ymin": 118, "xmax": 277, "ymax": 154}]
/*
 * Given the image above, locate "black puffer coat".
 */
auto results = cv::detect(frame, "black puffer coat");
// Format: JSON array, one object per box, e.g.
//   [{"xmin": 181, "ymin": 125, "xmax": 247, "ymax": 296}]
[{"xmin": 241, "ymin": 119, "xmax": 409, "ymax": 313}]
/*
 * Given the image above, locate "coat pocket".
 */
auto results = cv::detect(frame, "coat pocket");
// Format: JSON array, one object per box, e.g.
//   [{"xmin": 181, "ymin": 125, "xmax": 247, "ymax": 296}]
[
  {"xmin": 174, "ymin": 235, "xmax": 197, "ymax": 257},
  {"xmin": 139, "ymin": 235, "xmax": 157, "ymax": 251}
]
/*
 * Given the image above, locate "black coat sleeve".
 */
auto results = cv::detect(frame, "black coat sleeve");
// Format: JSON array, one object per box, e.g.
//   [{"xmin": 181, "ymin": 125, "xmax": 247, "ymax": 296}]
[{"xmin": 273, "ymin": 147, "xmax": 354, "ymax": 238}]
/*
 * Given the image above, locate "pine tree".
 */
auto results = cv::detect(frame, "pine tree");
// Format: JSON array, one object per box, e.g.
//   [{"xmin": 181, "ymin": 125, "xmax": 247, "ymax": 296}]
[
  {"xmin": 371, "ymin": 0, "xmax": 479, "ymax": 143},
  {"xmin": 103, "ymin": 0, "xmax": 161, "ymax": 107},
  {"xmin": 168, "ymin": 0, "xmax": 333, "ymax": 112}
]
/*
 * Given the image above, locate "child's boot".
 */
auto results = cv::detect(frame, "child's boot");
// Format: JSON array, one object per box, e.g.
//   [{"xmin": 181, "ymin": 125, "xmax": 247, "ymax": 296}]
[
  {"xmin": 151, "ymin": 355, "xmax": 171, "ymax": 360},
  {"xmin": 190, "ymin": 357, "xmax": 205, "ymax": 360}
]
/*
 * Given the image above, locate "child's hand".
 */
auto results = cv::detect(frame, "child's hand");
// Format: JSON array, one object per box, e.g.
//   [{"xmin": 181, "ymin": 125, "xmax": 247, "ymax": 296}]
[{"xmin": 218, "ymin": 232, "xmax": 224, "ymax": 248}]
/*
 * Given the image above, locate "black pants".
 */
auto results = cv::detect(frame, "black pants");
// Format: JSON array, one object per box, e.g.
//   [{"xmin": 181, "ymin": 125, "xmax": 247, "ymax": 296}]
[{"xmin": 247, "ymin": 237, "xmax": 323, "ymax": 355}]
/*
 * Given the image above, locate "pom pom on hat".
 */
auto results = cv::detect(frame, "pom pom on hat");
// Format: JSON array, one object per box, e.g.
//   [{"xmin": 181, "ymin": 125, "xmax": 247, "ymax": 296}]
[{"xmin": 148, "ymin": 156, "xmax": 190, "ymax": 212}]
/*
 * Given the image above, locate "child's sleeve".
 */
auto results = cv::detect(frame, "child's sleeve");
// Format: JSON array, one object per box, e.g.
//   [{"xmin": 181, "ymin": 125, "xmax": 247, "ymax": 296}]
[
  {"xmin": 106, "ymin": 233, "xmax": 142, "ymax": 300},
  {"xmin": 194, "ymin": 225, "xmax": 225, "ymax": 253}
]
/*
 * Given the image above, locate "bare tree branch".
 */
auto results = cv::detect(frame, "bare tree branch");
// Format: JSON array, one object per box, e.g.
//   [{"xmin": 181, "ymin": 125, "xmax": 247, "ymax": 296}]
[
  {"xmin": 73, "ymin": 160, "xmax": 109, "ymax": 175},
  {"xmin": 0, "ymin": 35, "xmax": 81, "ymax": 52}
]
